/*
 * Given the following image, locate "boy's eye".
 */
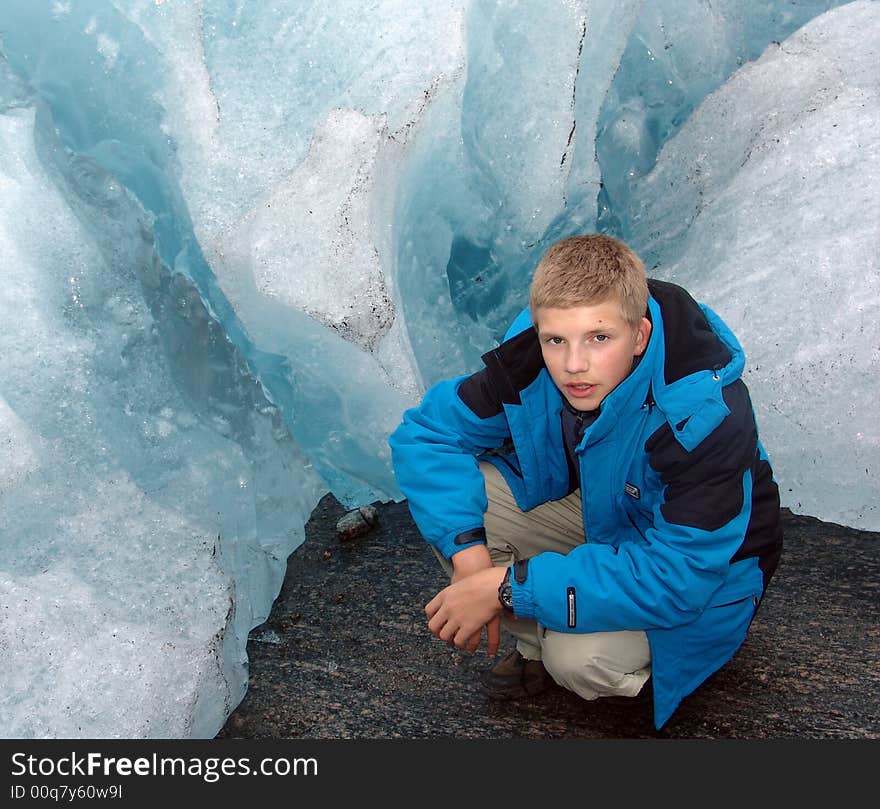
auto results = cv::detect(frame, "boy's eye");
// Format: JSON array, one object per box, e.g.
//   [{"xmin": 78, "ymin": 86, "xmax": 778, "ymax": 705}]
[
  {"xmin": 546, "ymin": 336, "xmax": 564, "ymax": 345},
  {"xmin": 593, "ymin": 334, "xmax": 608, "ymax": 343}
]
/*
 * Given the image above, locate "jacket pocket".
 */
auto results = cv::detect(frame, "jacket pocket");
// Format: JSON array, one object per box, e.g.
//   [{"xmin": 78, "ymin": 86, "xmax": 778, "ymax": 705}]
[
  {"xmin": 708, "ymin": 593, "xmax": 759, "ymax": 611},
  {"xmin": 618, "ymin": 493, "xmax": 652, "ymax": 544},
  {"xmin": 481, "ymin": 440, "xmax": 523, "ymax": 478}
]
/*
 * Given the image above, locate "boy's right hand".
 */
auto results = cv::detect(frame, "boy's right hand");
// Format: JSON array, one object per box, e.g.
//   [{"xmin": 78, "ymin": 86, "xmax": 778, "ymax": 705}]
[
  {"xmin": 426, "ymin": 567, "xmax": 505, "ymax": 657},
  {"xmin": 451, "ymin": 544, "xmax": 493, "ymax": 583},
  {"xmin": 449, "ymin": 544, "xmax": 503, "ymax": 655}
]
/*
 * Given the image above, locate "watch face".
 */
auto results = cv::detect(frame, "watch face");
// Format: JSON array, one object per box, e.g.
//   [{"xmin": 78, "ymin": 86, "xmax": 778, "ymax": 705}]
[
  {"xmin": 498, "ymin": 568, "xmax": 513, "ymax": 610},
  {"xmin": 500, "ymin": 582, "xmax": 513, "ymax": 609}
]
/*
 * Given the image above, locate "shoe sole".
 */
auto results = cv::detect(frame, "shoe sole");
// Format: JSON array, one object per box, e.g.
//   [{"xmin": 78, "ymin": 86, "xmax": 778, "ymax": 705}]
[{"xmin": 481, "ymin": 678, "xmax": 552, "ymax": 701}]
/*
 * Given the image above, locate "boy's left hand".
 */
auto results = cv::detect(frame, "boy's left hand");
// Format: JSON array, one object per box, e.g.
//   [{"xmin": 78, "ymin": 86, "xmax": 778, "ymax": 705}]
[{"xmin": 425, "ymin": 567, "xmax": 507, "ymax": 655}]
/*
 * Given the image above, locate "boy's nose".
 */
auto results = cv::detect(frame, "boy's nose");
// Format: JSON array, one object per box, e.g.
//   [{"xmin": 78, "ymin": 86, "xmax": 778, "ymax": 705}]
[{"xmin": 565, "ymin": 347, "xmax": 588, "ymax": 374}]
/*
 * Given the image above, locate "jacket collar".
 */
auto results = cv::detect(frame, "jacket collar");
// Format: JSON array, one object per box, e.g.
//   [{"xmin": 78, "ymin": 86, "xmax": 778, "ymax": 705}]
[{"xmin": 648, "ymin": 292, "xmax": 745, "ymax": 451}]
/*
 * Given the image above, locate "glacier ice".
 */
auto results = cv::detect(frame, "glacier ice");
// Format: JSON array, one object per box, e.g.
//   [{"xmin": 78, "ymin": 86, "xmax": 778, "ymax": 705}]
[
  {"xmin": 0, "ymin": 102, "xmax": 324, "ymax": 736},
  {"xmin": 625, "ymin": 0, "xmax": 880, "ymax": 531},
  {"xmin": 0, "ymin": 0, "xmax": 876, "ymax": 738},
  {"xmin": 593, "ymin": 0, "xmax": 860, "ymax": 235}
]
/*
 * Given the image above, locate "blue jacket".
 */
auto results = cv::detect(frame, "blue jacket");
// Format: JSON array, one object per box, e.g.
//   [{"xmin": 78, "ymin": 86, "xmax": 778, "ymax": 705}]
[{"xmin": 389, "ymin": 280, "xmax": 782, "ymax": 729}]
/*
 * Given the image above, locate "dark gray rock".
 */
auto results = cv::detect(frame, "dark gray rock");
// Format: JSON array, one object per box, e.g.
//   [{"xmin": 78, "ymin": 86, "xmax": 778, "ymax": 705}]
[{"xmin": 217, "ymin": 497, "xmax": 880, "ymax": 739}]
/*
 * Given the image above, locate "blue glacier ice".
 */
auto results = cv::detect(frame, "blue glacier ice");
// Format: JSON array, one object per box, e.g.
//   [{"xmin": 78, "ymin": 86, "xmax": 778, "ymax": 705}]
[{"xmin": 0, "ymin": 0, "xmax": 875, "ymax": 738}]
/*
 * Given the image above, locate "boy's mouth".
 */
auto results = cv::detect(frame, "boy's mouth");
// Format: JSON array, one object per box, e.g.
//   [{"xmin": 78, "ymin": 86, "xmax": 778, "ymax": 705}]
[{"xmin": 566, "ymin": 382, "xmax": 596, "ymax": 398}]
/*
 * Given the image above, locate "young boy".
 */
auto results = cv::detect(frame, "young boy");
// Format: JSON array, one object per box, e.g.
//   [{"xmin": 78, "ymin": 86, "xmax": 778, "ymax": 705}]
[{"xmin": 388, "ymin": 234, "xmax": 783, "ymax": 729}]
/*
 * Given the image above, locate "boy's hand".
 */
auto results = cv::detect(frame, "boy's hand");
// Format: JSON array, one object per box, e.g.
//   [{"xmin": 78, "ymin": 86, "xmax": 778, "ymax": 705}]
[
  {"xmin": 449, "ymin": 546, "xmax": 498, "ymax": 651},
  {"xmin": 425, "ymin": 567, "xmax": 507, "ymax": 656},
  {"xmin": 450, "ymin": 543, "xmax": 493, "ymax": 583}
]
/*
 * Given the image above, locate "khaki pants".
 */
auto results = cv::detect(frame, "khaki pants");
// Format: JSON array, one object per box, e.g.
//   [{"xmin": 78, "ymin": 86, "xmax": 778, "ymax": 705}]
[{"xmin": 435, "ymin": 462, "xmax": 651, "ymax": 700}]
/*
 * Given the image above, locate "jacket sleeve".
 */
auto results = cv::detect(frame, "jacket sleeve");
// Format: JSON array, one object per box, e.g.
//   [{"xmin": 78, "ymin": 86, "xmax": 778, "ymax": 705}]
[
  {"xmin": 388, "ymin": 371, "xmax": 512, "ymax": 559},
  {"xmin": 512, "ymin": 380, "xmax": 763, "ymax": 631}
]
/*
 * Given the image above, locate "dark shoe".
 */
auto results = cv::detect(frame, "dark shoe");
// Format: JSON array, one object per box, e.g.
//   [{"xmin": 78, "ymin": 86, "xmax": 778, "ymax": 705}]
[{"xmin": 481, "ymin": 649, "xmax": 552, "ymax": 700}]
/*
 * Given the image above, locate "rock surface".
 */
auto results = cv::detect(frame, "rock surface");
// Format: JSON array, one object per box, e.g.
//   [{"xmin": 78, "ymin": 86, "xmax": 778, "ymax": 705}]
[{"xmin": 218, "ymin": 496, "xmax": 879, "ymax": 739}]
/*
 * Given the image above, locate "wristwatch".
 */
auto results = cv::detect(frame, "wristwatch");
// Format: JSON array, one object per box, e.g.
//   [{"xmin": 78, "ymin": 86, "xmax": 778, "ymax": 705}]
[{"xmin": 498, "ymin": 567, "xmax": 514, "ymax": 612}]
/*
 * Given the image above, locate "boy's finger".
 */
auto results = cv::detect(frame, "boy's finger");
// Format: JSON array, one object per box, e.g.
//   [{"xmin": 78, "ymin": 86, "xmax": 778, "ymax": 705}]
[
  {"xmin": 424, "ymin": 589, "xmax": 444, "ymax": 618},
  {"xmin": 486, "ymin": 618, "xmax": 500, "ymax": 657}
]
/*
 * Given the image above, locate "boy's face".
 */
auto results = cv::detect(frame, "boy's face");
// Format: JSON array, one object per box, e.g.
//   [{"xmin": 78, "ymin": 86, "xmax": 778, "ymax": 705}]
[{"xmin": 535, "ymin": 302, "xmax": 652, "ymax": 412}]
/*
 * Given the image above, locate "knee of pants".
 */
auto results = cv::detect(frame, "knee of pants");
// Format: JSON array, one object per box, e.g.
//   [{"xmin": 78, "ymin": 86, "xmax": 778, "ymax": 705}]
[{"xmin": 540, "ymin": 630, "xmax": 651, "ymax": 699}]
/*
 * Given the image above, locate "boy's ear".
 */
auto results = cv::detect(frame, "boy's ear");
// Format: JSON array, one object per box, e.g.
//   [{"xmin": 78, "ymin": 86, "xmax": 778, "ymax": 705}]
[{"xmin": 634, "ymin": 317, "xmax": 652, "ymax": 356}]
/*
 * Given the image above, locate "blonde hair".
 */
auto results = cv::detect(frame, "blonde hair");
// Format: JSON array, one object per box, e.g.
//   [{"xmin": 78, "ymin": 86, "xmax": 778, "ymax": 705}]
[{"xmin": 529, "ymin": 234, "xmax": 648, "ymax": 326}]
